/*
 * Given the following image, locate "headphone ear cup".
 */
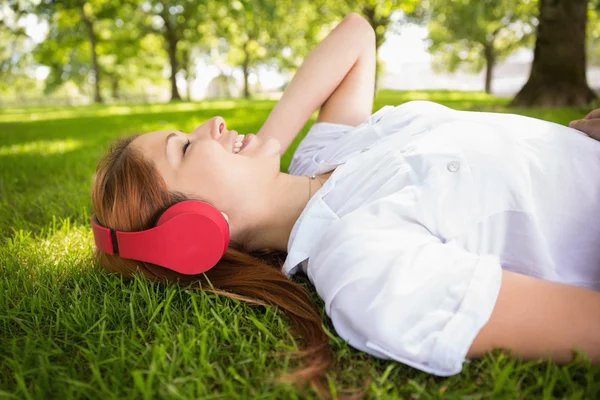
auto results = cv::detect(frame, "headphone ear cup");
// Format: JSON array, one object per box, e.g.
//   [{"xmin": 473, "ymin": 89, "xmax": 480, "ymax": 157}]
[
  {"xmin": 151, "ymin": 200, "xmax": 230, "ymax": 274},
  {"xmin": 156, "ymin": 200, "xmax": 219, "ymax": 225}
]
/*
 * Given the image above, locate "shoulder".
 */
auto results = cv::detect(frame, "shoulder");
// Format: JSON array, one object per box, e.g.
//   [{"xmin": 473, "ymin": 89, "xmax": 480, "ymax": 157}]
[
  {"xmin": 287, "ymin": 121, "xmax": 354, "ymax": 176},
  {"xmin": 288, "ymin": 106, "xmax": 400, "ymax": 176}
]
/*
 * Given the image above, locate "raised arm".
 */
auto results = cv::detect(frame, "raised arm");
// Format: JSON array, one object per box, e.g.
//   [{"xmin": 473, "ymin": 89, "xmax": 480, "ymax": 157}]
[
  {"xmin": 310, "ymin": 216, "xmax": 599, "ymax": 376},
  {"xmin": 256, "ymin": 13, "xmax": 376, "ymax": 156}
]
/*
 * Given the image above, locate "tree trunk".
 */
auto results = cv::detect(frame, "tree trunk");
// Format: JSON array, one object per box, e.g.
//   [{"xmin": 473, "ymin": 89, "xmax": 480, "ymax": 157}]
[
  {"xmin": 185, "ymin": 49, "xmax": 193, "ymax": 101},
  {"xmin": 484, "ymin": 44, "xmax": 495, "ymax": 94},
  {"xmin": 511, "ymin": 0, "xmax": 596, "ymax": 107},
  {"xmin": 111, "ymin": 75, "xmax": 119, "ymax": 100},
  {"xmin": 242, "ymin": 41, "xmax": 251, "ymax": 99},
  {"xmin": 162, "ymin": 14, "xmax": 181, "ymax": 101},
  {"xmin": 80, "ymin": 7, "xmax": 103, "ymax": 104},
  {"xmin": 361, "ymin": 5, "xmax": 388, "ymax": 94}
]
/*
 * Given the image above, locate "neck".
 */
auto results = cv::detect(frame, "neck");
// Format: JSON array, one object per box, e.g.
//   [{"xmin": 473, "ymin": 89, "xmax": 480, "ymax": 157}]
[{"xmin": 242, "ymin": 172, "xmax": 327, "ymax": 253}]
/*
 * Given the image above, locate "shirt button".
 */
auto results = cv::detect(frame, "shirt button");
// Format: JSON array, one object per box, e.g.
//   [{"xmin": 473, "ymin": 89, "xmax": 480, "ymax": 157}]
[
  {"xmin": 447, "ymin": 161, "xmax": 460, "ymax": 172},
  {"xmin": 360, "ymin": 148, "xmax": 369, "ymax": 153}
]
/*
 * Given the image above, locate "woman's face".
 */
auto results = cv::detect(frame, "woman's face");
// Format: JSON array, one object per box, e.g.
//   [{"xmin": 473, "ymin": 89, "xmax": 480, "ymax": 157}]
[{"xmin": 131, "ymin": 116, "xmax": 282, "ymax": 220}]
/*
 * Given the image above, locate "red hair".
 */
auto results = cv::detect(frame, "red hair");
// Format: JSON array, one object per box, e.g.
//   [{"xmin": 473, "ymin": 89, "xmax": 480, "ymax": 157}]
[{"xmin": 91, "ymin": 135, "xmax": 368, "ymax": 399}]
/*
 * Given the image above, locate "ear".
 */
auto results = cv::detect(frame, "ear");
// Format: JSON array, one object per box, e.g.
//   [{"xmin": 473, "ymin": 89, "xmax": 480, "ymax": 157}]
[{"xmin": 221, "ymin": 212, "xmax": 229, "ymax": 223}]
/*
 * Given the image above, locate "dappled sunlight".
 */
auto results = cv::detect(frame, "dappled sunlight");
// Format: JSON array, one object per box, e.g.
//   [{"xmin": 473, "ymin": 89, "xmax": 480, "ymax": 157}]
[
  {"xmin": 4, "ymin": 218, "xmax": 94, "ymax": 273},
  {"xmin": 1, "ymin": 91, "xmax": 598, "ymax": 399},
  {"xmin": 0, "ymin": 100, "xmax": 256, "ymax": 124},
  {"xmin": 0, "ymin": 138, "xmax": 83, "ymax": 156},
  {"xmin": 374, "ymin": 90, "xmax": 511, "ymax": 110},
  {"xmin": 396, "ymin": 90, "xmax": 499, "ymax": 101}
]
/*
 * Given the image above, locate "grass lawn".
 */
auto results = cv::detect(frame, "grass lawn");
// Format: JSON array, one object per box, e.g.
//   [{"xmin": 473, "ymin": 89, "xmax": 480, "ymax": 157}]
[{"xmin": 1, "ymin": 90, "xmax": 598, "ymax": 399}]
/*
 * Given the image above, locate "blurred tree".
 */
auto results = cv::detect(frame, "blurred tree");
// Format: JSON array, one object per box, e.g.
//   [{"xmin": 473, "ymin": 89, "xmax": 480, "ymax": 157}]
[
  {"xmin": 589, "ymin": 0, "xmax": 600, "ymax": 66},
  {"xmin": 417, "ymin": 0, "xmax": 537, "ymax": 94},
  {"xmin": 177, "ymin": 5, "xmax": 213, "ymax": 101},
  {"xmin": 0, "ymin": 7, "xmax": 48, "ymax": 105},
  {"xmin": 511, "ymin": 0, "xmax": 597, "ymax": 107},
  {"xmin": 211, "ymin": 0, "xmax": 345, "ymax": 99},
  {"xmin": 135, "ymin": 0, "xmax": 210, "ymax": 102},
  {"xmin": 34, "ymin": 7, "xmax": 98, "ymax": 100},
  {"xmin": 78, "ymin": 1, "xmax": 104, "ymax": 102},
  {"xmin": 179, "ymin": 43, "xmax": 196, "ymax": 101},
  {"xmin": 33, "ymin": 0, "xmax": 163, "ymax": 103},
  {"xmin": 211, "ymin": 0, "xmax": 278, "ymax": 99},
  {"xmin": 31, "ymin": 0, "xmax": 125, "ymax": 103},
  {"xmin": 324, "ymin": 0, "xmax": 422, "ymax": 90},
  {"xmin": 264, "ymin": 1, "xmax": 329, "ymax": 80},
  {"xmin": 0, "ymin": 5, "xmax": 34, "ymax": 91},
  {"xmin": 101, "ymin": 14, "xmax": 167, "ymax": 101}
]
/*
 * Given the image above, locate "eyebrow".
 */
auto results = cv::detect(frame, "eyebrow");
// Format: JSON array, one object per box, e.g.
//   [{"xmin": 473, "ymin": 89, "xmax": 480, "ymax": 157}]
[{"xmin": 165, "ymin": 132, "xmax": 177, "ymax": 159}]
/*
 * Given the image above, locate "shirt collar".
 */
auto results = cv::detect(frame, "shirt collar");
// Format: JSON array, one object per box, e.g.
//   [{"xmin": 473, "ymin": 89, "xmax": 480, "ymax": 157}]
[
  {"xmin": 282, "ymin": 107, "xmax": 395, "ymax": 277},
  {"xmin": 282, "ymin": 175, "xmax": 340, "ymax": 277}
]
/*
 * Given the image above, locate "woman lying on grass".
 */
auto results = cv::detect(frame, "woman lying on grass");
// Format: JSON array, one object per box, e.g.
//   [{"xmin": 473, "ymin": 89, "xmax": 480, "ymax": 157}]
[{"xmin": 91, "ymin": 12, "xmax": 600, "ymax": 399}]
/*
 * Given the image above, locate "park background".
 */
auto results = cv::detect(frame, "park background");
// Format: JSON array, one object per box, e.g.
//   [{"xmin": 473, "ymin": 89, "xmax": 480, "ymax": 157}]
[
  {"xmin": 2, "ymin": 0, "xmax": 599, "ymax": 106},
  {"xmin": 1, "ymin": 1, "xmax": 600, "ymax": 399}
]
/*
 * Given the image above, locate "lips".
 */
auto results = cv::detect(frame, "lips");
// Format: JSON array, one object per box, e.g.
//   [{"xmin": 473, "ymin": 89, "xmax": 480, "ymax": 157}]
[
  {"xmin": 238, "ymin": 134, "xmax": 253, "ymax": 153},
  {"xmin": 230, "ymin": 130, "xmax": 239, "ymax": 153},
  {"xmin": 230, "ymin": 131, "xmax": 255, "ymax": 154}
]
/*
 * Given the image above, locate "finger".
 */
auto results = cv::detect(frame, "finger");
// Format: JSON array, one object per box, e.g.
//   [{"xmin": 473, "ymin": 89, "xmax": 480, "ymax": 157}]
[
  {"xmin": 584, "ymin": 108, "xmax": 600, "ymax": 120},
  {"xmin": 569, "ymin": 118, "xmax": 600, "ymax": 140}
]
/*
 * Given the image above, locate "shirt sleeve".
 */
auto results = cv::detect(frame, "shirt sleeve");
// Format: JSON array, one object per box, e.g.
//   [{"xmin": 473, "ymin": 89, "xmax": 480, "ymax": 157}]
[
  {"xmin": 287, "ymin": 122, "xmax": 354, "ymax": 176},
  {"xmin": 307, "ymin": 214, "xmax": 503, "ymax": 376}
]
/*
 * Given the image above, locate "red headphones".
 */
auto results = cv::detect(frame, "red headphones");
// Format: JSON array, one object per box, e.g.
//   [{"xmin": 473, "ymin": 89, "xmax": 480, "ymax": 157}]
[{"xmin": 91, "ymin": 200, "xmax": 230, "ymax": 275}]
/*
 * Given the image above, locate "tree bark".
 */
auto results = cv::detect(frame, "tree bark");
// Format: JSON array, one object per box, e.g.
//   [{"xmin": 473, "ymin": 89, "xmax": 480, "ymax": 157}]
[
  {"xmin": 361, "ymin": 5, "xmax": 388, "ymax": 94},
  {"xmin": 484, "ymin": 43, "xmax": 495, "ymax": 94},
  {"xmin": 186, "ymin": 73, "xmax": 192, "ymax": 101},
  {"xmin": 161, "ymin": 14, "xmax": 181, "ymax": 101},
  {"xmin": 242, "ymin": 41, "xmax": 251, "ymax": 99},
  {"xmin": 111, "ymin": 75, "xmax": 119, "ymax": 100},
  {"xmin": 511, "ymin": 0, "xmax": 596, "ymax": 107},
  {"xmin": 184, "ymin": 49, "xmax": 193, "ymax": 101},
  {"xmin": 80, "ymin": 6, "xmax": 103, "ymax": 104}
]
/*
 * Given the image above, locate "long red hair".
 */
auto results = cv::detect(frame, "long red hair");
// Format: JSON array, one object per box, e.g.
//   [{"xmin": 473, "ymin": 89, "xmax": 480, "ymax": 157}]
[{"xmin": 91, "ymin": 135, "xmax": 368, "ymax": 399}]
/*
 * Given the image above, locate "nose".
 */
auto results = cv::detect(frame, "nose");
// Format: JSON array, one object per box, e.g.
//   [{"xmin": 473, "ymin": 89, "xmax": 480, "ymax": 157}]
[
  {"xmin": 191, "ymin": 116, "xmax": 226, "ymax": 139},
  {"xmin": 212, "ymin": 116, "xmax": 226, "ymax": 136}
]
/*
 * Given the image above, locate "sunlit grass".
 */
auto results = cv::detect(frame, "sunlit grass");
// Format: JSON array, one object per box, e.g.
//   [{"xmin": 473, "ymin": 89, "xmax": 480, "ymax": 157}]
[
  {"xmin": 0, "ymin": 99, "xmax": 271, "ymax": 123},
  {"xmin": 0, "ymin": 138, "xmax": 83, "ymax": 156},
  {"xmin": 1, "ymin": 90, "xmax": 598, "ymax": 399}
]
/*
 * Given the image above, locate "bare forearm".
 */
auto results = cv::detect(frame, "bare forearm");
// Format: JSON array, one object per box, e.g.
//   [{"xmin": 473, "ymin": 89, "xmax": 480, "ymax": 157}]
[
  {"xmin": 469, "ymin": 270, "xmax": 600, "ymax": 364},
  {"xmin": 257, "ymin": 13, "xmax": 375, "ymax": 155}
]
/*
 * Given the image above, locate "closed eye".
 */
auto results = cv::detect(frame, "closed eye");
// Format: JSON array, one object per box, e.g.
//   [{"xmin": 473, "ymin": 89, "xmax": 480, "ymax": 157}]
[{"xmin": 182, "ymin": 139, "xmax": 191, "ymax": 156}]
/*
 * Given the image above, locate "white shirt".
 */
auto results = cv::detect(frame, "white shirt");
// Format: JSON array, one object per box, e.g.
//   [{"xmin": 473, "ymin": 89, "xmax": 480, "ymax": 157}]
[{"xmin": 282, "ymin": 100, "xmax": 600, "ymax": 377}]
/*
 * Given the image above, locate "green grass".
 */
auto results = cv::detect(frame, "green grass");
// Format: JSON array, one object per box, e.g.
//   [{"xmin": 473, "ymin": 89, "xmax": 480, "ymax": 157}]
[{"xmin": 1, "ymin": 90, "xmax": 598, "ymax": 399}]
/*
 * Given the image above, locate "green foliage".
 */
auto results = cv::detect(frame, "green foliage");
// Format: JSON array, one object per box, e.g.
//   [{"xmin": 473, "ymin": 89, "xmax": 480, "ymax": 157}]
[
  {"xmin": 589, "ymin": 0, "xmax": 600, "ymax": 65},
  {"xmin": 207, "ymin": 0, "xmax": 327, "ymax": 97},
  {"xmin": 0, "ymin": 91, "xmax": 599, "ymax": 399},
  {"xmin": 265, "ymin": 1, "xmax": 331, "ymax": 73},
  {"xmin": 317, "ymin": 0, "xmax": 421, "ymax": 89},
  {"xmin": 327, "ymin": 0, "xmax": 421, "ymax": 48},
  {"xmin": 135, "ymin": 0, "xmax": 211, "ymax": 70},
  {"xmin": 3, "ymin": 0, "xmax": 598, "ymax": 103},
  {"xmin": 34, "ymin": 6, "xmax": 92, "ymax": 94},
  {"xmin": 98, "ymin": 3, "xmax": 166, "ymax": 96},
  {"xmin": 0, "ymin": 5, "xmax": 31, "ymax": 87},
  {"xmin": 212, "ymin": 0, "xmax": 276, "ymax": 71},
  {"xmin": 421, "ymin": 0, "xmax": 538, "ymax": 75}
]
